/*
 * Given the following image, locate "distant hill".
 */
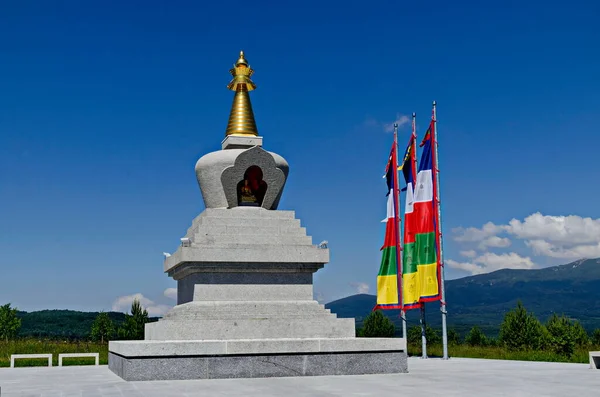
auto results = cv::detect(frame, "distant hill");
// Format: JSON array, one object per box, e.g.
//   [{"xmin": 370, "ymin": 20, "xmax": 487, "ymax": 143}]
[
  {"xmin": 16, "ymin": 310, "xmax": 158, "ymax": 340},
  {"xmin": 325, "ymin": 258, "xmax": 600, "ymax": 337}
]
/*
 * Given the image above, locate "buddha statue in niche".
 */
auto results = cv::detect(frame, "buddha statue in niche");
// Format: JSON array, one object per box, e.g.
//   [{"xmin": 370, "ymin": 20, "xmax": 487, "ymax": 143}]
[{"xmin": 237, "ymin": 165, "xmax": 267, "ymax": 206}]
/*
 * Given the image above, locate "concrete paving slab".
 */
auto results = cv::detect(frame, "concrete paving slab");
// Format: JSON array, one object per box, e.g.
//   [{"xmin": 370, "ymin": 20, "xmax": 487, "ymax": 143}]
[{"xmin": 0, "ymin": 357, "xmax": 596, "ymax": 396}]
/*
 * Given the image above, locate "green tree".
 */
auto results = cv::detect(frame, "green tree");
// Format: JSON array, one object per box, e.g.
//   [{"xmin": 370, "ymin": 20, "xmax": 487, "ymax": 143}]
[
  {"xmin": 447, "ymin": 328, "xmax": 461, "ymax": 345},
  {"xmin": 0, "ymin": 303, "xmax": 22, "ymax": 341},
  {"xmin": 499, "ymin": 301, "xmax": 546, "ymax": 351},
  {"xmin": 117, "ymin": 299, "xmax": 149, "ymax": 340},
  {"xmin": 570, "ymin": 321, "xmax": 590, "ymax": 347},
  {"xmin": 592, "ymin": 329, "xmax": 600, "ymax": 346},
  {"xmin": 406, "ymin": 325, "xmax": 441, "ymax": 345},
  {"xmin": 90, "ymin": 312, "xmax": 115, "ymax": 343},
  {"xmin": 361, "ymin": 310, "xmax": 395, "ymax": 338},
  {"xmin": 425, "ymin": 326, "xmax": 441, "ymax": 345},
  {"xmin": 545, "ymin": 314, "xmax": 575, "ymax": 357},
  {"xmin": 465, "ymin": 325, "xmax": 487, "ymax": 347},
  {"xmin": 407, "ymin": 325, "xmax": 422, "ymax": 345}
]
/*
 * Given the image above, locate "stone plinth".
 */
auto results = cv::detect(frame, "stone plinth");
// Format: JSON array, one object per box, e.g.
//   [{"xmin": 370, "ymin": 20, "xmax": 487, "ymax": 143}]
[
  {"xmin": 109, "ymin": 338, "xmax": 407, "ymax": 381},
  {"xmin": 146, "ymin": 207, "xmax": 353, "ymax": 341},
  {"xmin": 109, "ymin": 207, "xmax": 408, "ymax": 380}
]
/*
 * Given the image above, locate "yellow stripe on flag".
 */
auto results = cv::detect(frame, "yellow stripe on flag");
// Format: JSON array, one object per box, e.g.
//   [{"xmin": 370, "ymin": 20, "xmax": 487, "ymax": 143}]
[
  {"xmin": 402, "ymin": 272, "xmax": 419, "ymax": 306},
  {"xmin": 376, "ymin": 275, "xmax": 399, "ymax": 305},
  {"xmin": 418, "ymin": 262, "xmax": 439, "ymax": 298}
]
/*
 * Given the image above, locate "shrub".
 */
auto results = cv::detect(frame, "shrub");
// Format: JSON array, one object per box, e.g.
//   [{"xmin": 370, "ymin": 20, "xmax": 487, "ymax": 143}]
[
  {"xmin": 90, "ymin": 312, "xmax": 115, "ymax": 344},
  {"xmin": 0, "ymin": 303, "xmax": 22, "ymax": 342},
  {"xmin": 407, "ymin": 325, "xmax": 422, "ymax": 345},
  {"xmin": 545, "ymin": 314, "xmax": 575, "ymax": 358},
  {"xmin": 447, "ymin": 328, "xmax": 461, "ymax": 345},
  {"xmin": 592, "ymin": 329, "xmax": 600, "ymax": 346},
  {"xmin": 361, "ymin": 310, "xmax": 395, "ymax": 338},
  {"xmin": 570, "ymin": 321, "xmax": 589, "ymax": 347},
  {"xmin": 406, "ymin": 325, "xmax": 441, "ymax": 345},
  {"xmin": 465, "ymin": 326, "xmax": 487, "ymax": 347},
  {"xmin": 499, "ymin": 301, "xmax": 546, "ymax": 351},
  {"xmin": 117, "ymin": 299, "xmax": 149, "ymax": 340}
]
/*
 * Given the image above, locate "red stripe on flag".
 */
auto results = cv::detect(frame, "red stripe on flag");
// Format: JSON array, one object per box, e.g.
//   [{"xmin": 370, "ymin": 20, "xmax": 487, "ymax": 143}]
[
  {"xmin": 381, "ymin": 218, "xmax": 397, "ymax": 250},
  {"xmin": 413, "ymin": 201, "xmax": 435, "ymax": 234},
  {"xmin": 403, "ymin": 211, "xmax": 416, "ymax": 244}
]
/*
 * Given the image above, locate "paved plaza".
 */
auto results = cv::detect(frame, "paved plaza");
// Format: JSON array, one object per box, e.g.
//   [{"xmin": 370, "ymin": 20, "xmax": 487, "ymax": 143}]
[{"xmin": 0, "ymin": 357, "xmax": 595, "ymax": 396}]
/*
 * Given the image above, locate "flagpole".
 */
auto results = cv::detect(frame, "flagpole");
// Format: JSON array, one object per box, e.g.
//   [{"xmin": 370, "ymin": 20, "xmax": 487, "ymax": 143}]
[
  {"xmin": 432, "ymin": 100, "xmax": 449, "ymax": 360},
  {"xmin": 411, "ymin": 113, "xmax": 427, "ymax": 359},
  {"xmin": 420, "ymin": 305, "xmax": 427, "ymax": 358},
  {"xmin": 392, "ymin": 123, "xmax": 406, "ymax": 340}
]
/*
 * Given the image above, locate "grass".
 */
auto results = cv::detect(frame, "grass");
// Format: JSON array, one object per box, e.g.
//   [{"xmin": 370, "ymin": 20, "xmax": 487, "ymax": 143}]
[
  {"xmin": 0, "ymin": 339, "xmax": 109, "ymax": 367},
  {"xmin": 1, "ymin": 339, "xmax": 597, "ymax": 368},
  {"xmin": 408, "ymin": 343, "xmax": 598, "ymax": 364}
]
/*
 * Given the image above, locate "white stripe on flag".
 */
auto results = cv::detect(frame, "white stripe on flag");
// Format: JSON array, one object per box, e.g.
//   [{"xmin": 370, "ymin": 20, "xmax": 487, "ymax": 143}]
[
  {"xmin": 405, "ymin": 183, "xmax": 415, "ymax": 214},
  {"xmin": 385, "ymin": 188, "xmax": 394, "ymax": 219},
  {"xmin": 414, "ymin": 169, "xmax": 433, "ymax": 203}
]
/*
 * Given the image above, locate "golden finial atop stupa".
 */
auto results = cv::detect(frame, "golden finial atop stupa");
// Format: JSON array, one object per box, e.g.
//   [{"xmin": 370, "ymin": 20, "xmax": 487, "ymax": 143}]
[{"xmin": 225, "ymin": 51, "xmax": 258, "ymax": 137}]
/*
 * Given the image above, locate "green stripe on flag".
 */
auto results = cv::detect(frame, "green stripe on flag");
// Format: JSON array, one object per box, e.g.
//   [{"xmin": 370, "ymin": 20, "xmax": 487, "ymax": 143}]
[
  {"xmin": 402, "ymin": 242, "xmax": 417, "ymax": 274},
  {"xmin": 377, "ymin": 246, "xmax": 397, "ymax": 276},
  {"xmin": 415, "ymin": 232, "xmax": 436, "ymax": 265}
]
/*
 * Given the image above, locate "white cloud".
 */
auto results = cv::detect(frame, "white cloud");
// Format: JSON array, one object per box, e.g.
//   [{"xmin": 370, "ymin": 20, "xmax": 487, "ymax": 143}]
[
  {"xmin": 447, "ymin": 252, "xmax": 536, "ymax": 275},
  {"xmin": 383, "ymin": 114, "xmax": 410, "ymax": 133},
  {"xmin": 447, "ymin": 259, "xmax": 485, "ymax": 275},
  {"xmin": 164, "ymin": 288, "xmax": 177, "ymax": 300},
  {"xmin": 507, "ymin": 213, "xmax": 600, "ymax": 246},
  {"xmin": 453, "ymin": 222, "xmax": 506, "ymax": 242},
  {"xmin": 526, "ymin": 239, "xmax": 600, "ymax": 259},
  {"xmin": 112, "ymin": 293, "xmax": 172, "ymax": 317},
  {"xmin": 349, "ymin": 282, "xmax": 370, "ymax": 294},
  {"xmin": 478, "ymin": 236, "xmax": 511, "ymax": 250},
  {"xmin": 453, "ymin": 213, "xmax": 600, "ymax": 261},
  {"xmin": 460, "ymin": 250, "xmax": 477, "ymax": 258}
]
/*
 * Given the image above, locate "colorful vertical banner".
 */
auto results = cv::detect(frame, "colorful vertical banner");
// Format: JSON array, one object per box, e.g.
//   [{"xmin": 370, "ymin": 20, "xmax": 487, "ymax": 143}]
[
  {"xmin": 401, "ymin": 123, "xmax": 441, "ymax": 309},
  {"xmin": 374, "ymin": 143, "xmax": 402, "ymax": 309},
  {"xmin": 414, "ymin": 125, "xmax": 441, "ymax": 302},
  {"xmin": 399, "ymin": 133, "xmax": 421, "ymax": 309}
]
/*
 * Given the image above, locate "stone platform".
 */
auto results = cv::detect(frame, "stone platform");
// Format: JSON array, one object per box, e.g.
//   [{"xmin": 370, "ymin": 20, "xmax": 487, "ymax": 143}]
[
  {"xmin": 2, "ymin": 358, "xmax": 596, "ymax": 396},
  {"xmin": 109, "ymin": 208, "xmax": 407, "ymax": 380},
  {"xmin": 108, "ymin": 338, "xmax": 406, "ymax": 381}
]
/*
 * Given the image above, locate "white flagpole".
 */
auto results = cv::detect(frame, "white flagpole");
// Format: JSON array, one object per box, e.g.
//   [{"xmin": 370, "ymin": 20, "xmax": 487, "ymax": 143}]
[
  {"xmin": 432, "ymin": 100, "xmax": 449, "ymax": 360},
  {"xmin": 420, "ymin": 305, "xmax": 427, "ymax": 358}
]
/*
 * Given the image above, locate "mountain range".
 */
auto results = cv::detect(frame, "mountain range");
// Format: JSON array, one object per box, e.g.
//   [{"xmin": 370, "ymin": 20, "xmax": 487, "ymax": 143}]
[
  {"xmin": 325, "ymin": 258, "xmax": 600, "ymax": 337},
  {"xmin": 9, "ymin": 258, "xmax": 600, "ymax": 340}
]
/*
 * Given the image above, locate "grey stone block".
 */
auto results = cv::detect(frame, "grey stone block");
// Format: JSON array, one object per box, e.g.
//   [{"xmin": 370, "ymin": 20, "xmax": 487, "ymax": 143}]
[
  {"xmin": 191, "ymin": 284, "xmax": 314, "ymax": 302},
  {"xmin": 221, "ymin": 135, "xmax": 263, "ymax": 150},
  {"xmin": 164, "ymin": 209, "xmax": 329, "ymax": 274},
  {"xmin": 192, "ymin": 234, "xmax": 313, "ymax": 246},
  {"xmin": 225, "ymin": 339, "xmax": 321, "ymax": 355},
  {"xmin": 161, "ymin": 301, "xmax": 332, "ymax": 319},
  {"xmin": 144, "ymin": 317, "xmax": 355, "ymax": 340},
  {"xmin": 109, "ymin": 340, "xmax": 227, "ymax": 357},
  {"xmin": 318, "ymin": 337, "xmax": 407, "ymax": 352},
  {"xmin": 203, "ymin": 207, "xmax": 296, "ymax": 219},
  {"xmin": 110, "ymin": 338, "xmax": 406, "ymax": 358},
  {"xmin": 108, "ymin": 351, "xmax": 407, "ymax": 381},
  {"xmin": 176, "ymin": 271, "xmax": 315, "ymax": 304}
]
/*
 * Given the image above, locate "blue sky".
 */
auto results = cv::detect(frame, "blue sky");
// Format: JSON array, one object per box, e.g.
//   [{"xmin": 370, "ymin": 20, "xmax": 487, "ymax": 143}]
[{"xmin": 1, "ymin": 1, "xmax": 599, "ymax": 314}]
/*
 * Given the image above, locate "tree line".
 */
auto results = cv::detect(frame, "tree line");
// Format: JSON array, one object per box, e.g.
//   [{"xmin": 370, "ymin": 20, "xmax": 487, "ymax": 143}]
[
  {"xmin": 0, "ymin": 300, "xmax": 151, "ymax": 343},
  {"xmin": 359, "ymin": 301, "xmax": 600, "ymax": 358}
]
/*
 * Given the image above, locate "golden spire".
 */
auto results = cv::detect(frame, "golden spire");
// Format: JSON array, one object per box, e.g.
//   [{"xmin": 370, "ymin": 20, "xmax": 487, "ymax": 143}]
[{"xmin": 225, "ymin": 51, "xmax": 258, "ymax": 137}]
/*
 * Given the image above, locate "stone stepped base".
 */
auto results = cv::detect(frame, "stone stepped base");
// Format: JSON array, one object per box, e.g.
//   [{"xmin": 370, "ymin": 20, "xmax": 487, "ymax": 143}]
[
  {"xmin": 145, "ymin": 317, "xmax": 356, "ymax": 340},
  {"xmin": 108, "ymin": 338, "xmax": 407, "ymax": 381}
]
